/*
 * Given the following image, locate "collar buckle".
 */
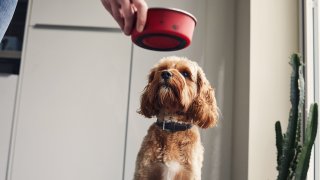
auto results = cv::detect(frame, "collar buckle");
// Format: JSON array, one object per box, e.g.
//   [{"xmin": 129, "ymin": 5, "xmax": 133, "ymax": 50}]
[{"xmin": 162, "ymin": 121, "xmax": 165, "ymax": 130}]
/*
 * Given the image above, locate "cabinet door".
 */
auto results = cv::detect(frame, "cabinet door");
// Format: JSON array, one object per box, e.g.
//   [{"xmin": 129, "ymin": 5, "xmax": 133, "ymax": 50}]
[
  {"xmin": 10, "ymin": 27, "xmax": 131, "ymax": 180},
  {"xmin": 30, "ymin": 0, "xmax": 117, "ymax": 28},
  {"xmin": 0, "ymin": 75, "xmax": 18, "ymax": 180},
  {"xmin": 123, "ymin": 1, "xmax": 208, "ymax": 179}
]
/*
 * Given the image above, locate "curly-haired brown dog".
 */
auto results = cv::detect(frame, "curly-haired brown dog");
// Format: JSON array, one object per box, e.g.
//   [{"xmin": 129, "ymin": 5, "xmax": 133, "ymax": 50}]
[{"xmin": 134, "ymin": 56, "xmax": 218, "ymax": 180}]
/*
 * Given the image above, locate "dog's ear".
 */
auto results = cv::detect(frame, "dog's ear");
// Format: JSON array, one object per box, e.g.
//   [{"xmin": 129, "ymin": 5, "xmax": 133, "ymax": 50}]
[
  {"xmin": 187, "ymin": 67, "xmax": 218, "ymax": 128},
  {"xmin": 138, "ymin": 68, "xmax": 158, "ymax": 118}
]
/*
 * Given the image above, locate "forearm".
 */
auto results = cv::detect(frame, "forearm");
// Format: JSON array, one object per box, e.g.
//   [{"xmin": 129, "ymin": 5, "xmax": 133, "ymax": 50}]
[{"xmin": 0, "ymin": 0, "xmax": 18, "ymax": 41}]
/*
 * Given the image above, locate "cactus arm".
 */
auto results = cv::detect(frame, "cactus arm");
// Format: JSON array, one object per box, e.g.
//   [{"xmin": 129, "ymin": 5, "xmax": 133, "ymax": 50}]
[
  {"xmin": 306, "ymin": 104, "xmax": 319, "ymax": 149},
  {"xmin": 275, "ymin": 121, "xmax": 283, "ymax": 170},
  {"xmin": 297, "ymin": 58, "xmax": 305, "ymax": 145},
  {"xmin": 290, "ymin": 58, "xmax": 305, "ymax": 178},
  {"xmin": 296, "ymin": 58, "xmax": 305, "ymax": 148},
  {"xmin": 277, "ymin": 54, "xmax": 301, "ymax": 180},
  {"xmin": 294, "ymin": 103, "xmax": 318, "ymax": 180}
]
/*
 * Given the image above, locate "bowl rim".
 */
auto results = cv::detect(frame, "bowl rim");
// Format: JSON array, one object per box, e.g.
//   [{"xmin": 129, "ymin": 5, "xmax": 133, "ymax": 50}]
[
  {"xmin": 133, "ymin": 32, "xmax": 189, "ymax": 51},
  {"xmin": 148, "ymin": 7, "xmax": 197, "ymax": 25}
]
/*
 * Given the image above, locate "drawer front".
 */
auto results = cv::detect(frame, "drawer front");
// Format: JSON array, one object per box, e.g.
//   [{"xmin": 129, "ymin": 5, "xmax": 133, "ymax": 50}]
[{"xmin": 29, "ymin": 0, "xmax": 118, "ymax": 28}]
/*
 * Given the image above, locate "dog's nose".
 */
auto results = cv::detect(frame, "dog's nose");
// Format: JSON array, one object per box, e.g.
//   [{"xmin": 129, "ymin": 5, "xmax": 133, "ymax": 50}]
[{"xmin": 161, "ymin": 71, "xmax": 172, "ymax": 80}]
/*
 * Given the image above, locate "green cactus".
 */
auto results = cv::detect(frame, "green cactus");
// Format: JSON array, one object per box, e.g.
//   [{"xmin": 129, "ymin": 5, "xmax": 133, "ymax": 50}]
[
  {"xmin": 276, "ymin": 54, "xmax": 301, "ymax": 180},
  {"xmin": 275, "ymin": 54, "xmax": 318, "ymax": 180}
]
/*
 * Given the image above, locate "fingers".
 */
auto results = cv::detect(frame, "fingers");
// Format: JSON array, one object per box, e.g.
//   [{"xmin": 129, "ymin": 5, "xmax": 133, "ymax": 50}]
[
  {"xmin": 132, "ymin": 0, "xmax": 148, "ymax": 32},
  {"xmin": 109, "ymin": 0, "xmax": 125, "ymax": 31},
  {"xmin": 101, "ymin": 0, "xmax": 112, "ymax": 13},
  {"xmin": 101, "ymin": 0, "xmax": 124, "ymax": 31},
  {"xmin": 119, "ymin": 0, "xmax": 135, "ymax": 35},
  {"xmin": 101, "ymin": 0, "xmax": 148, "ymax": 35}
]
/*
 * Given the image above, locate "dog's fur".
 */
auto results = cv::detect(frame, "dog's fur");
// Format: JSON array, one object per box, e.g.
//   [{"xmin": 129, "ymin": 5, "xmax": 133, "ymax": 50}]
[{"xmin": 134, "ymin": 56, "xmax": 218, "ymax": 180}]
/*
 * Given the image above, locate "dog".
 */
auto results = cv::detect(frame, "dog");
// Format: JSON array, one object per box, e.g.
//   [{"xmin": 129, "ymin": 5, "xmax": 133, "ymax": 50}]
[{"xmin": 134, "ymin": 56, "xmax": 218, "ymax": 180}]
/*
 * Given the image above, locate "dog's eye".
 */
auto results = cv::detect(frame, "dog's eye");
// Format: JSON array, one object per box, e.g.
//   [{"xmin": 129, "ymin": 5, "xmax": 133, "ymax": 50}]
[{"xmin": 181, "ymin": 71, "xmax": 190, "ymax": 78}]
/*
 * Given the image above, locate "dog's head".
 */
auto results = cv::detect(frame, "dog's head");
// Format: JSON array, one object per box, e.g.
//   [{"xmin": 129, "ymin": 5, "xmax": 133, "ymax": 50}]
[{"xmin": 138, "ymin": 56, "xmax": 218, "ymax": 128}]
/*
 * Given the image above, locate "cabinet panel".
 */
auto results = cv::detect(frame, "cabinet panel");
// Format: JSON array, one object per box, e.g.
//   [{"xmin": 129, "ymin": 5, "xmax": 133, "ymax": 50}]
[
  {"xmin": 30, "ymin": 0, "xmax": 118, "ymax": 28},
  {"xmin": 0, "ymin": 75, "xmax": 18, "ymax": 180},
  {"xmin": 11, "ymin": 28, "xmax": 131, "ymax": 180}
]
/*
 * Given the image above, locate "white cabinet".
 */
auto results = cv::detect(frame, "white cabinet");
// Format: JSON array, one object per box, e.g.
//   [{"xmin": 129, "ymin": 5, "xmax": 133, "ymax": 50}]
[
  {"xmin": 10, "ymin": 27, "xmax": 131, "ymax": 180},
  {"xmin": 0, "ymin": 75, "xmax": 18, "ymax": 180},
  {"xmin": 29, "ymin": 0, "xmax": 118, "ymax": 28}
]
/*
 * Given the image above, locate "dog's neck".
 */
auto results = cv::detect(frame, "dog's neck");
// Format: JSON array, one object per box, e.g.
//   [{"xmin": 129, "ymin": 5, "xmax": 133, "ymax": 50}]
[
  {"xmin": 156, "ymin": 111, "xmax": 193, "ymax": 132},
  {"xmin": 156, "ymin": 111, "xmax": 186, "ymax": 122}
]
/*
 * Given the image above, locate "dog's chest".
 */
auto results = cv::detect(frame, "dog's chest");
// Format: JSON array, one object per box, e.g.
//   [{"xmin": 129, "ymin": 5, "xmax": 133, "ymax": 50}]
[
  {"xmin": 162, "ymin": 161, "xmax": 181, "ymax": 180},
  {"xmin": 151, "ymin": 130, "xmax": 198, "ymax": 171},
  {"xmin": 138, "ymin": 125, "xmax": 204, "ymax": 180}
]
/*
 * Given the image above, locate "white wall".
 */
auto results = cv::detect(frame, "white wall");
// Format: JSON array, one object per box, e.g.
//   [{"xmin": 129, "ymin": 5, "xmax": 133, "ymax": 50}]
[
  {"xmin": 228, "ymin": 0, "xmax": 300, "ymax": 179},
  {"xmin": 249, "ymin": 0, "xmax": 299, "ymax": 179},
  {"xmin": 232, "ymin": 0, "xmax": 250, "ymax": 179},
  {"xmin": 201, "ymin": 0, "xmax": 235, "ymax": 179},
  {"xmin": 232, "ymin": 0, "xmax": 299, "ymax": 179}
]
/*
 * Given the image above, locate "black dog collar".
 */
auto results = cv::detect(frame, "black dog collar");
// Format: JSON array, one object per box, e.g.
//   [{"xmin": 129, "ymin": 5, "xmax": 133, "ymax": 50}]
[{"xmin": 156, "ymin": 119, "xmax": 193, "ymax": 132}]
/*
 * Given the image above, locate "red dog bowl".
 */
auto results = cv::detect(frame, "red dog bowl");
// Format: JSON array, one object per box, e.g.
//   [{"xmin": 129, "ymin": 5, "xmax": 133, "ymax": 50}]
[{"xmin": 131, "ymin": 8, "xmax": 197, "ymax": 51}]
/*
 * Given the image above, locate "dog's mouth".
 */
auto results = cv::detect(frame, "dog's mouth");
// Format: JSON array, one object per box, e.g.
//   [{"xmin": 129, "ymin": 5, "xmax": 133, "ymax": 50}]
[
  {"xmin": 155, "ymin": 82, "xmax": 181, "ymax": 106},
  {"xmin": 159, "ymin": 83, "xmax": 179, "ymax": 96},
  {"xmin": 161, "ymin": 82, "xmax": 171, "ymax": 89}
]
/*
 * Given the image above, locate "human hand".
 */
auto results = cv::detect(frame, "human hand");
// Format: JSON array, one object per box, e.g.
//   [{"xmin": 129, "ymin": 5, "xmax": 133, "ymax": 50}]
[{"xmin": 101, "ymin": 0, "xmax": 148, "ymax": 35}]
